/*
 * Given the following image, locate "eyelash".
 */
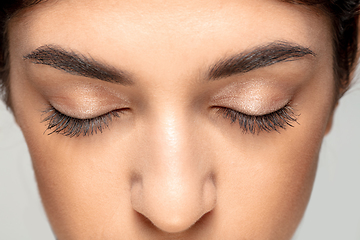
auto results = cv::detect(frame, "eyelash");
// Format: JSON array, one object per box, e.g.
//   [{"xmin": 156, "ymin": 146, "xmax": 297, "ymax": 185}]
[
  {"xmin": 42, "ymin": 106, "xmax": 122, "ymax": 137},
  {"xmin": 42, "ymin": 104, "xmax": 298, "ymax": 138},
  {"xmin": 215, "ymin": 104, "xmax": 298, "ymax": 134}
]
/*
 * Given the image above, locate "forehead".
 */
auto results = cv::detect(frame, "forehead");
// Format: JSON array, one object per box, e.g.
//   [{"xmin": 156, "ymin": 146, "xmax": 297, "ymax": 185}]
[
  {"xmin": 10, "ymin": 0, "xmax": 331, "ymax": 80},
  {"xmin": 16, "ymin": 0, "xmax": 326, "ymax": 36},
  {"xmin": 12, "ymin": 0, "xmax": 329, "ymax": 43}
]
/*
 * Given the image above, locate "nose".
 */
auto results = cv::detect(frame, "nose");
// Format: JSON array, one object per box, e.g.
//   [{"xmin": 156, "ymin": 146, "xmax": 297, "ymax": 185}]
[{"xmin": 130, "ymin": 112, "xmax": 217, "ymax": 233}]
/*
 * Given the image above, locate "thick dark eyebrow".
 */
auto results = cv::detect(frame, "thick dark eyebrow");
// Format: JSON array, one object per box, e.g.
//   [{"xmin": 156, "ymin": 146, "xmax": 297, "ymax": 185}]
[
  {"xmin": 23, "ymin": 45, "xmax": 133, "ymax": 85},
  {"xmin": 208, "ymin": 41, "xmax": 316, "ymax": 80},
  {"xmin": 24, "ymin": 42, "xmax": 314, "ymax": 85}
]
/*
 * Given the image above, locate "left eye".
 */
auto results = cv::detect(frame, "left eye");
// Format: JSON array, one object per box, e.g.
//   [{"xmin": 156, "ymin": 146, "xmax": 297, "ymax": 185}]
[
  {"xmin": 41, "ymin": 106, "xmax": 123, "ymax": 137},
  {"xmin": 215, "ymin": 104, "xmax": 298, "ymax": 134}
]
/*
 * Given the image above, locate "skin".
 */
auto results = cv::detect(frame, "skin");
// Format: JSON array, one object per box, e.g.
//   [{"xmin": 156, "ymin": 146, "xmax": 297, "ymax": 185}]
[{"xmin": 7, "ymin": 0, "xmax": 337, "ymax": 239}]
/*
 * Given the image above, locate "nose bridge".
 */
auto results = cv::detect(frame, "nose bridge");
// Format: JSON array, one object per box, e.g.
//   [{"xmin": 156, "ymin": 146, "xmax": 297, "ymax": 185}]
[
  {"xmin": 147, "ymin": 106, "xmax": 206, "ymax": 202},
  {"xmin": 155, "ymin": 107, "xmax": 191, "ymax": 165},
  {"xmin": 149, "ymin": 105, "xmax": 207, "ymax": 185},
  {"xmin": 131, "ymin": 106, "xmax": 217, "ymax": 233}
]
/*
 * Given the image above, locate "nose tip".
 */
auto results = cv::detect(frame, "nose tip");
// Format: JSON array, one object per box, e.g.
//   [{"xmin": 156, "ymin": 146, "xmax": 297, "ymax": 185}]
[{"xmin": 131, "ymin": 175, "xmax": 216, "ymax": 233}]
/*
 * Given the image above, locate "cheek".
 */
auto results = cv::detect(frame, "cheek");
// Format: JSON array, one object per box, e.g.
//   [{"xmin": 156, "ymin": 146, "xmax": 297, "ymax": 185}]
[
  {"xmin": 210, "ymin": 125, "xmax": 324, "ymax": 239},
  {"xmin": 28, "ymin": 141, "xmax": 136, "ymax": 239},
  {"xmin": 9, "ymin": 68, "xmax": 135, "ymax": 238},
  {"xmin": 210, "ymin": 78, "xmax": 335, "ymax": 239}
]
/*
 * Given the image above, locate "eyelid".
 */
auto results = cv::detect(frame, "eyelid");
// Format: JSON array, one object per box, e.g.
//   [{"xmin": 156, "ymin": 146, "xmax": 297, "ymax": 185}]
[
  {"xmin": 41, "ymin": 106, "xmax": 123, "ymax": 137},
  {"xmin": 210, "ymin": 83, "xmax": 293, "ymax": 116},
  {"xmin": 41, "ymin": 101, "xmax": 297, "ymax": 138},
  {"xmin": 48, "ymin": 94, "xmax": 130, "ymax": 119},
  {"xmin": 216, "ymin": 103, "xmax": 299, "ymax": 134}
]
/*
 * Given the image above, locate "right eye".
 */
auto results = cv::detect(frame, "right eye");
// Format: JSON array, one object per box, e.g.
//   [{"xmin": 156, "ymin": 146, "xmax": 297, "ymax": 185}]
[
  {"xmin": 215, "ymin": 103, "xmax": 299, "ymax": 134},
  {"xmin": 41, "ymin": 106, "xmax": 124, "ymax": 138}
]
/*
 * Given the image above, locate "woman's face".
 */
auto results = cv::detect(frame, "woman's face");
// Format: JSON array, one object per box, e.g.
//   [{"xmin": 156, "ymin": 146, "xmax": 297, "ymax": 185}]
[{"xmin": 8, "ymin": 0, "xmax": 335, "ymax": 239}]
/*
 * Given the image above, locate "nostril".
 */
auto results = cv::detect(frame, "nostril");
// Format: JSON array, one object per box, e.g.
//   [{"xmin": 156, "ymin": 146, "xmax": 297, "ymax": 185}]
[
  {"xmin": 130, "ymin": 174, "xmax": 217, "ymax": 233},
  {"xmin": 134, "ymin": 205, "xmax": 212, "ymax": 233},
  {"xmin": 134, "ymin": 208, "xmax": 214, "ymax": 235},
  {"xmin": 132, "ymin": 193, "xmax": 207, "ymax": 233}
]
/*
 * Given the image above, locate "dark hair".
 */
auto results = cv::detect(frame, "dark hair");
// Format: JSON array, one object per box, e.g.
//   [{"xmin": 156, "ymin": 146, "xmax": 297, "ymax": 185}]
[
  {"xmin": 0, "ymin": 0, "xmax": 359, "ymax": 108},
  {"xmin": 0, "ymin": 0, "xmax": 44, "ymax": 108},
  {"xmin": 285, "ymin": 0, "xmax": 360, "ymax": 97}
]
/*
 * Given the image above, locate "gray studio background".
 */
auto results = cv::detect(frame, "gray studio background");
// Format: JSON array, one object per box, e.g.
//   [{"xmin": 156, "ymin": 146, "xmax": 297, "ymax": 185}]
[{"xmin": 1, "ymin": 67, "xmax": 360, "ymax": 239}]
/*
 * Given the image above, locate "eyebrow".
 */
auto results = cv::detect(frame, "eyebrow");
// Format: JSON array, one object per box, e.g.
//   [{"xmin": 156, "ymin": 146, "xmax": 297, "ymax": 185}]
[
  {"xmin": 208, "ymin": 41, "xmax": 316, "ymax": 80},
  {"xmin": 24, "ymin": 41, "xmax": 315, "ymax": 84},
  {"xmin": 23, "ymin": 45, "xmax": 133, "ymax": 85}
]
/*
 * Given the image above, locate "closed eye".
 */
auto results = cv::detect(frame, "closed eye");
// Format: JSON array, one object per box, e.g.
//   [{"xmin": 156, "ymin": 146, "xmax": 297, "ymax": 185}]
[
  {"xmin": 41, "ymin": 106, "xmax": 124, "ymax": 137},
  {"xmin": 216, "ymin": 104, "xmax": 299, "ymax": 134}
]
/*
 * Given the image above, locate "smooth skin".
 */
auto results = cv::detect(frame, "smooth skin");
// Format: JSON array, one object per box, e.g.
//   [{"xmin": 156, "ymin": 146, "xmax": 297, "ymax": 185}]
[{"xmin": 8, "ymin": 0, "xmax": 336, "ymax": 239}]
